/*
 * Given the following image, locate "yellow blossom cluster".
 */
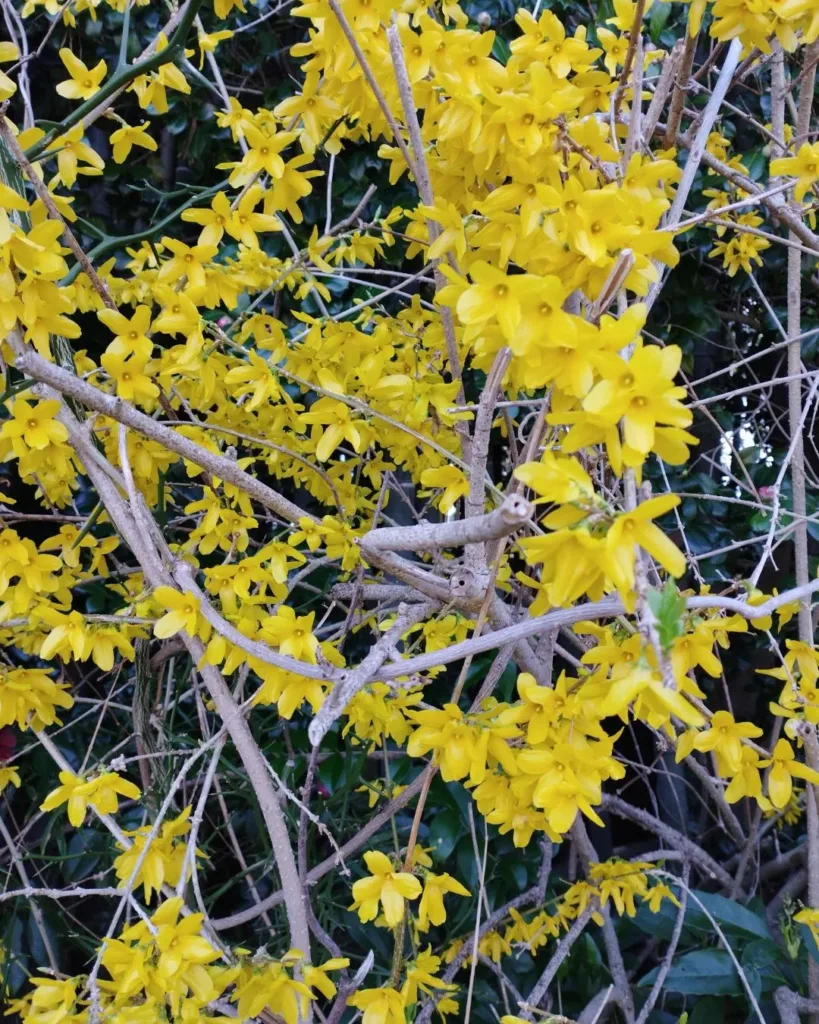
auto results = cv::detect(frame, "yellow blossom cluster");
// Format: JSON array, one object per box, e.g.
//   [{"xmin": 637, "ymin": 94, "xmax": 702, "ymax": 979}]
[{"xmin": 2, "ymin": 0, "xmax": 819, "ymax": 1018}]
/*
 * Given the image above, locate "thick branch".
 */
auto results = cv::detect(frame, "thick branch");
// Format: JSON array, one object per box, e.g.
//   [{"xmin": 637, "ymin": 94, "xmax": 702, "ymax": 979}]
[
  {"xmin": 360, "ymin": 494, "xmax": 532, "ymax": 556},
  {"xmin": 13, "ymin": 348, "xmax": 309, "ymax": 525}
]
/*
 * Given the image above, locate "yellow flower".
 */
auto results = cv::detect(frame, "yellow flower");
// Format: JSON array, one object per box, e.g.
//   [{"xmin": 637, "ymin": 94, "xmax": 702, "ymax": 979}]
[
  {"xmin": 347, "ymin": 986, "xmax": 406, "ymax": 1024},
  {"xmin": 760, "ymin": 739, "xmax": 819, "ymax": 809},
  {"xmin": 101, "ymin": 897, "xmax": 225, "ymax": 1014},
  {"xmin": 606, "ymin": 0, "xmax": 653, "ymax": 31},
  {"xmin": 418, "ymin": 872, "xmax": 471, "ymax": 930},
  {"xmin": 153, "ymin": 587, "xmax": 202, "ymax": 639},
  {"xmin": 55, "ymin": 47, "xmax": 106, "ymax": 100},
  {"xmin": 0, "ymin": 181, "xmax": 28, "ymax": 243},
  {"xmin": 97, "ymin": 303, "xmax": 154, "ymax": 361},
  {"xmin": 0, "ymin": 398, "xmax": 68, "ymax": 455},
  {"xmin": 157, "ymin": 237, "xmax": 218, "ymax": 290},
  {"xmin": 40, "ymin": 770, "xmax": 141, "ymax": 826},
  {"xmin": 289, "ymin": 517, "xmax": 326, "ymax": 552},
  {"xmin": 419, "ymin": 465, "xmax": 469, "ymax": 515},
  {"xmin": 181, "ymin": 190, "xmax": 234, "ymax": 248},
  {"xmin": 599, "ymin": 664, "xmax": 705, "ymax": 728},
  {"xmin": 197, "ymin": 28, "xmax": 233, "ymax": 69},
  {"xmin": 709, "ymin": 232, "xmax": 770, "ymax": 277},
  {"xmin": 643, "ymin": 882, "xmax": 681, "ymax": 913},
  {"xmin": 403, "ymin": 947, "xmax": 456, "ymax": 1005},
  {"xmin": 260, "ymin": 605, "xmax": 319, "ymax": 663},
  {"xmin": 113, "ymin": 807, "xmax": 202, "ymax": 901},
  {"xmin": 771, "ymin": 143, "xmax": 819, "ymax": 202},
  {"xmin": 0, "ymin": 764, "xmax": 20, "ymax": 790},
  {"xmin": 0, "ymin": 41, "xmax": 19, "ymax": 100},
  {"xmin": 232, "ymin": 952, "xmax": 313, "ymax": 1022},
  {"xmin": 15, "ymin": 977, "xmax": 84, "ymax": 1024},
  {"xmin": 692, "ymin": 710, "xmax": 763, "ymax": 776},
  {"xmin": 596, "ymin": 27, "xmax": 628, "ymax": 75},
  {"xmin": 604, "ymin": 496, "xmax": 687, "ymax": 600},
  {"xmin": 350, "ymin": 850, "xmax": 422, "ymax": 927},
  {"xmin": 129, "ymin": 33, "xmax": 191, "ymax": 113},
  {"xmin": 44, "ymin": 124, "xmax": 105, "ymax": 188},
  {"xmin": 0, "ymin": 667, "xmax": 73, "ymax": 731},
  {"xmin": 109, "ymin": 121, "xmax": 158, "ymax": 164},
  {"xmin": 228, "ymin": 122, "xmax": 298, "ymax": 186},
  {"xmin": 456, "ymin": 262, "xmax": 532, "ymax": 342},
  {"xmin": 796, "ymin": 907, "xmax": 819, "ymax": 944},
  {"xmin": 724, "ymin": 746, "xmax": 768, "ymax": 807},
  {"xmin": 154, "ymin": 898, "xmax": 221, "ymax": 977},
  {"xmin": 582, "ymin": 342, "xmax": 692, "ymax": 456},
  {"xmin": 273, "ymin": 69, "xmax": 340, "ymax": 150},
  {"xmin": 303, "ymin": 957, "xmax": 350, "ymax": 999},
  {"xmin": 590, "ymin": 860, "xmax": 652, "ymax": 916},
  {"xmin": 514, "ymin": 452, "xmax": 595, "ymax": 506},
  {"xmin": 301, "ymin": 397, "xmax": 365, "ymax": 462},
  {"xmin": 100, "ymin": 349, "xmax": 159, "ymax": 404},
  {"xmin": 407, "ymin": 704, "xmax": 518, "ymax": 784}
]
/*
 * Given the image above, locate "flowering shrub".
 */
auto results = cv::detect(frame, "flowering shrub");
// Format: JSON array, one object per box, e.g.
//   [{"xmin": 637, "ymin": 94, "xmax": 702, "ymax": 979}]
[{"xmin": 1, "ymin": 0, "xmax": 819, "ymax": 1021}]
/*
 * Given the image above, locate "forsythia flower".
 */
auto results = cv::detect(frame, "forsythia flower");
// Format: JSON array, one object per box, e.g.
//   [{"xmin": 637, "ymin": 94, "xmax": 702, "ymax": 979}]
[
  {"xmin": 102, "ymin": 896, "xmax": 222, "ymax": 1015},
  {"xmin": 771, "ymin": 143, "xmax": 819, "ymax": 202},
  {"xmin": 232, "ymin": 951, "xmax": 314, "ymax": 1022},
  {"xmin": 0, "ymin": 399, "xmax": 69, "ymax": 455},
  {"xmin": 350, "ymin": 850, "xmax": 422, "ymax": 926},
  {"xmin": 418, "ymin": 872, "xmax": 472, "ymax": 930},
  {"xmin": 260, "ymin": 605, "xmax": 319, "ymax": 662},
  {"xmin": 153, "ymin": 587, "xmax": 202, "ymax": 638},
  {"xmin": 40, "ymin": 770, "xmax": 141, "ymax": 826},
  {"xmin": 0, "ymin": 667, "xmax": 73, "ymax": 731},
  {"xmin": 113, "ymin": 807, "xmax": 202, "ymax": 900},
  {"xmin": 55, "ymin": 48, "xmax": 106, "ymax": 100},
  {"xmin": 795, "ymin": 908, "xmax": 819, "ymax": 945},
  {"xmin": 347, "ymin": 987, "xmax": 406, "ymax": 1024},
  {"xmin": 420, "ymin": 465, "xmax": 470, "ymax": 515},
  {"xmin": 688, "ymin": 710, "xmax": 763, "ymax": 776},
  {"xmin": 109, "ymin": 121, "xmax": 158, "ymax": 163},
  {"xmin": 760, "ymin": 740, "xmax": 819, "ymax": 809},
  {"xmin": 0, "ymin": 41, "xmax": 19, "ymax": 100}
]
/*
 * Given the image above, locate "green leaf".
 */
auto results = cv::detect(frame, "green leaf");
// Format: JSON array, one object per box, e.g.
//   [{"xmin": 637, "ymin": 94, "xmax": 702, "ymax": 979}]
[
  {"xmin": 646, "ymin": 580, "xmax": 686, "ymax": 651},
  {"xmin": 649, "ymin": 0, "xmax": 670, "ymax": 41},
  {"xmin": 741, "ymin": 938, "xmax": 787, "ymax": 994},
  {"xmin": 63, "ymin": 828, "xmax": 109, "ymax": 884},
  {"xmin": 687, "ymin": 890, "xmax": 770, "ymax": 942},
  {"xmin": 744, "ymin": 148, "xmax": 768, "ymax": 181},
  {"xmin": 688, "ymin": 997, "xmax": 725, "ymax": 1023},
  {"xmin": 633, "ymin": 895, "xmax": 687, "ymax": 941},
  {"xmin": 639, "ymin": 950, "xmax": 741, "ymax": 996},
  {"xmin": 491, "ymin": 36, "xmax": 511, "ymax": 64},
  {"xmin": 633, "ymin": 888, "xmax": 770, "ymax": 948},
  {"xmin": 428, "ymin": 808, "xmax": 462, "ymax": 863},
  {"xmin": 457, "ymin": 836, "xmax": 480, "ymax": 892}
]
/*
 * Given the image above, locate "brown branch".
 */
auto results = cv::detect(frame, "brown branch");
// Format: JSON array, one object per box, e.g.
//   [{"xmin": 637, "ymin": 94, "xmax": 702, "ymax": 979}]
[
  {"xmin": 13, "ymin": 348, "xmax": 311, "ymax": 525},
  {"xmin": 325, "ymin": 0, "xmax": 416, "ymax": 179},
  {"xmin": 360, "ymin": 494, "xmax": 532, "ymax": 556},
  {"xmin": 520, "ymin": 903, "xmax": 598, "ymax": 1021},
  {"xmin": 665, "ymin": 15, "xmax": 699, "ymax": 146},
  {"xmin": 385, "ymin": 17, "xmax": 471, "ymax": 459},
  {"xmin": 602, "ymin": 795, "xmax": 736, "ymax": 889}
]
